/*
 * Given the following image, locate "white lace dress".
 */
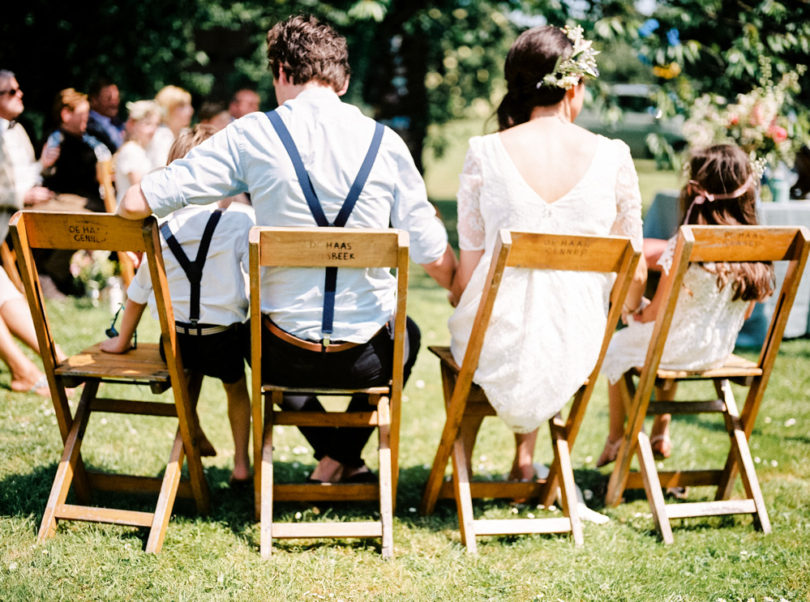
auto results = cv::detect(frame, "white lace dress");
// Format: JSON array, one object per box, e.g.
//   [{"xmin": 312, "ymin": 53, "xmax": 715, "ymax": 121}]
[
  {"xmin": 601, "ymin": 238, "xmax": 749, "ymax": 384},
  {"xmin": 449, "ymin": 133, "xmax": 643, "ymax": 433}
]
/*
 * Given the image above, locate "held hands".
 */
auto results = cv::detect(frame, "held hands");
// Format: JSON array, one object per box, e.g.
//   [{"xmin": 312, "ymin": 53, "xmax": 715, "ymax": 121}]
[{"xmin": 621, "ymin": 296, "xmax": 651, "ymax": 325}]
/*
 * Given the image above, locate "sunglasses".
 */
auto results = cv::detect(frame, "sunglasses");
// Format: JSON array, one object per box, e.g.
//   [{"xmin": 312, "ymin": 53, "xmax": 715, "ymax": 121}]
[
  {"xmin": 106, "ymin": 304, "xmax": 137, "ymax": 349},
  {"xmin": 0, "ymin": 87, "xmax": 21, "ymax": 97}
]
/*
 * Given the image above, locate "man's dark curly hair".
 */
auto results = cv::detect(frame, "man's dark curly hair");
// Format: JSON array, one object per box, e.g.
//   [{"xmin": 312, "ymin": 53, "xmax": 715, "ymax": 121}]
[{"xmin": 266, "ymin": 15, "xmax": 350, "ymax": 92}]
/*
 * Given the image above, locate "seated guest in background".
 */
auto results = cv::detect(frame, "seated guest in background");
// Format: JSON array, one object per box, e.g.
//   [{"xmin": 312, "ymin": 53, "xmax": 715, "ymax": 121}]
[
  {"xmin": 40, "ymin": 88, "xmax": 110, "ymax": 296},
  {"xmin": 0, "ymin": 69, "xmax": 59, "ymax": 240},
  {"xmin": 146, "ymin": 85, "xmax": 194, "ymax": 169},
  {"xmin": 0, "ymin": 265, "xmax": 69, "ymax": 397},
  {"xmin": 43, "ymin": 87, "xmax": 111, "ymax": 213},
  {"xmin": 86, "ymin": 77, "xmax": 125, "ymax": 154},
  {"xmin": 119, "ymin": 15, "xmax": 456, "ymax": 484},
  {"xmin": 228, "ymin": 88, "xmax": 260, "ymax": 120},
  {"xmin": 114, "ymin": 100, "xmax": 161, "ymax": 204},
  {"xmin": 198, "ymin": 100, "xmax": 231, "ymax": 132}
]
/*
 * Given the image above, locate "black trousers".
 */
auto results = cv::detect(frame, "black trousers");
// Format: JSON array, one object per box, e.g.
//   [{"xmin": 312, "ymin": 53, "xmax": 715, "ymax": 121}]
[{"xmin": 255, "ymin": 317, "xmax": 420, "ymax": 468}]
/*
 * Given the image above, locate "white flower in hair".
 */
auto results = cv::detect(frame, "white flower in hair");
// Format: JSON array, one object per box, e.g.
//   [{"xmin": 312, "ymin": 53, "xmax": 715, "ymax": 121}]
[{"xmin": 537, "ymin": 25, "xmax": 600, "ymax": 90}]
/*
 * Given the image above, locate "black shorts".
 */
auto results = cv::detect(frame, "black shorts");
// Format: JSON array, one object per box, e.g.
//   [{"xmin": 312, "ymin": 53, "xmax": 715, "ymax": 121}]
[{"xmin": 170, "ymin": 323, "xmax": 248, "ymax": 384}]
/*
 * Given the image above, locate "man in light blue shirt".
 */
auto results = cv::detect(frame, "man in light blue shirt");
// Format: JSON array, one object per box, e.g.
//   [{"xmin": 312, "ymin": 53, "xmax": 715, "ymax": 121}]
[{"xmin": 120, "ymin": 15, "xmax": 456, "ymax": 484}]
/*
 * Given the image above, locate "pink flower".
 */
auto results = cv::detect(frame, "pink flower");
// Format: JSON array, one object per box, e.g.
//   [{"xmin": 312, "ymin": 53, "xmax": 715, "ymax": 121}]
[
  {"xmin": 728, "ymin": 114, "xmax": 739, "ymax": 126},
  {"xmin": 768, "ymin": 124, "xmax": 788, "ymax": 143}
]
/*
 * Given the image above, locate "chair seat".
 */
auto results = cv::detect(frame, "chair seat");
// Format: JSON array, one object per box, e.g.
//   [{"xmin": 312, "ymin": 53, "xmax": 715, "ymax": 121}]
[
  {"xmin": 629, "ymin": 353, "xmax": 762, "ymax": 380},
  {"xmin": 55, "ymin": 342, "xmax": 170, "ymax": 386}
]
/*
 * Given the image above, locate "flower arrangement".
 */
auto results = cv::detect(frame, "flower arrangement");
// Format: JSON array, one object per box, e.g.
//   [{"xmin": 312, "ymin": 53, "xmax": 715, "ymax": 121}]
[
  {"xmin": 682, "ymin": 68, "xmax": 805, "ymax": 172},
  {"xmin": 70, "ymin": 250, "xmax": 116, "ymax": 302},
  {"xmin": 537, "ymin": 25, "xmax": 599, "ymax": 90}
]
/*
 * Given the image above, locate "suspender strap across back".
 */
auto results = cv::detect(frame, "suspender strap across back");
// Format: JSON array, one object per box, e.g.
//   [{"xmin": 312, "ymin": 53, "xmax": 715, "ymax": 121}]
[
  {"xmin": 265, "ymin": 109, "xmax": 385, "ymax": 344},
  {"xmin": 160, "ymin": 209, "xmax": 223, "ymax": 324}
]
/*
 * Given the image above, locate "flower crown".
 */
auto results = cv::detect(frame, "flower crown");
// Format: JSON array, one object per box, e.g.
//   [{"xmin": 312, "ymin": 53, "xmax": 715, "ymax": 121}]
[{"xmin": 536, "ymin": 25, "xmax": 600, "ymax": 90}]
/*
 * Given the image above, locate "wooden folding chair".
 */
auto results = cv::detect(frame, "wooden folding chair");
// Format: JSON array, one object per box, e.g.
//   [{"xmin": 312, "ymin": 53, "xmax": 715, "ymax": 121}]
[
  {"xmin": 250, "ymin": 226, "xmax": 409, "ymax": 559},
  {"xmin": 605, "ymin": 225, "xmax": 810, "ymax": 543},
  {"xmin": 96, "ymin": 159, "xmax": 135, "ymax": 287},
  {"xmin": 420, "ymin": 230, "xmax": 641, "ymax": 552},
  {"xmin": 9, "ymin": 210, "xmax": 210, "ymax": 553}
]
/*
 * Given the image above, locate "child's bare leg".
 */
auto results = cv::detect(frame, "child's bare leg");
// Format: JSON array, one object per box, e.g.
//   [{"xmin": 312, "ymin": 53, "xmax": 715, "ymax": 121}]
[
  {"xmin": 223, "ymin": 374, "xmax": 251, "ymax": 480},
  {"xmin": 187, "ymin": 372, "xmax": 216, "ymax": 456},
  {"xmin": 650, "ymin": 381, "xmax": 675, "ymax": 458},
  {"xmin": 510, "ymin": 429, "xmax": 538, "ymax": 481},
  {"xmin": 597, "ymin": 380, "xmax": 627, "ymax": 467}
]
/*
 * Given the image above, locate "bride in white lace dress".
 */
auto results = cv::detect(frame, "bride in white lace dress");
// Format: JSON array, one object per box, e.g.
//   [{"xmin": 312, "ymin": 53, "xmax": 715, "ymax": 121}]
[
  {"xmin": 447, "ymin": 25, "xmax": 646, "ymax": 481},
  {"xmin": 596, "ymin": 143, "xmax": 775, "ymax": 467}
]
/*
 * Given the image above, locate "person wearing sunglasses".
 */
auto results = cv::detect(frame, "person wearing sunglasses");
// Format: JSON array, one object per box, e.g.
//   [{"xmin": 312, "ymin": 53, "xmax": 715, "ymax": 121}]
[{"xmin": 0, "ymin": 70, "xmax": 59, "ymax": 241}]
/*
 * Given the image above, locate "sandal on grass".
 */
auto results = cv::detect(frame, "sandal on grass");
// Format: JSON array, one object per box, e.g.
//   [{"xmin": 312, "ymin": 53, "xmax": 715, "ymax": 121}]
[{"xmin": 11, "ymin": 374, "xmax": 50, "ymax": 398}]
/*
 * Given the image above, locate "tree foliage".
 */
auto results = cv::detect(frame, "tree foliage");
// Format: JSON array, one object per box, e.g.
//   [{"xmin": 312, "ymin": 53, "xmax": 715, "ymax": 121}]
[{"xmin": 3, "ymin": 0, "xmax": 808, "ymax": 169}]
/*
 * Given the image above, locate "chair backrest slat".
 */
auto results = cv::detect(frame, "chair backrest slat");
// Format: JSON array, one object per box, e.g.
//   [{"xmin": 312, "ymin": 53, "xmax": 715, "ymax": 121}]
[
  {"xmin": 250, "ymin": 227, "xmax": 404, "ymax": 268},
  {"xmin": 687, "ymin": 226, "xmax": 808, "ymax": 263},
  {"xmin": 13, "ymin": 211, "xmax": 148, "ymax": 252},
  {"xmin": 507, "ymin": 232, "xmax": 634, "ymax": 272}
]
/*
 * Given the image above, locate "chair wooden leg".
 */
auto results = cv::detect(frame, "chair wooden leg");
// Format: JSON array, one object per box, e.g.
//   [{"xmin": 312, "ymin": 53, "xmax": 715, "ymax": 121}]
[
  {"xmin": 636, "ymin": 431, "xmax": 673, "ymax": 544},
  {"xmin": 377, "ymin": 397, "xmax": 394, "ymax": 559},
  {"xmin": 551, "ymin": 422, "xmax": 582, "ymax": 546},
  {"xmin": 52, "ymin": 379, "xmax": 94, "ymax": 504},
  {"xmin": 606, "ymin": 375, "xmax": 640, "ymax": 507},
  {"xmin": 420, "ymin": 364, "xmax": 457, "ymax": 515},
  {"xmin": 260, "ymin": 401, "xmax": 275, "ymax": 560},
  {"xmin": 38, "ymin": 390, "xmax": 92, "ymax": 542},
  {"xmin": 145, "ymin": 428, "xmax": 185, "ymax": 553},
  {"xmin": 450, "ymin": 433, "xmax": 477, "ymax": 553},
  {"xmin": 720, "ymin": 382, "xmax": 771, "ymax": 534},
  {"xmin": 172, "ymin": 380, "xmax": 210, "ymax": 516}
]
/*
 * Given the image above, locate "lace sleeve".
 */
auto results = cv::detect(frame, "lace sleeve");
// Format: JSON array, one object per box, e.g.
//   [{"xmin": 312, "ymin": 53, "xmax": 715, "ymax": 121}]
[
  {"xmin": 657, "ymin": 236, "xmax": 678, "ymax": 275},
  {"xmin": 457, "ymin": 140, "xmax": 485, "ymax": 251},
  {"xmin": 609, "ymin": 142, "xmax": 643, "ymax": 247}
]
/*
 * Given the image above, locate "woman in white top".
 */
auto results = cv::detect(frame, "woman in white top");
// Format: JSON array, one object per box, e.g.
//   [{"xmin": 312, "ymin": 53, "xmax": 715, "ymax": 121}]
[
  {"xmin": 146, "ymin": 85, "xmax": 194, "ymax": 169},
  {"xmin": 448, "ymin": 25, "xmax": 647, "ymax": 482},
  {"xmin": 114, "ymin": 100, "xmax": 161, "ymax": 204}
]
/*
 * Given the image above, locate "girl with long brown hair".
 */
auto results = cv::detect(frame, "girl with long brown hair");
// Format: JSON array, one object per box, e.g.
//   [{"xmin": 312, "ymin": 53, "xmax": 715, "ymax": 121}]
[{"xmin": 597, "ymin": 143, "xmax": 775, "ymax": 466}]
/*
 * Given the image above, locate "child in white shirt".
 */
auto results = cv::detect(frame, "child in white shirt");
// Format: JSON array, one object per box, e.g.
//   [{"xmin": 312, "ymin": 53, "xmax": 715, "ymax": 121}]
[{"xmin": 101, "ymin": 124, "xmax": 255, "ymax": 486}]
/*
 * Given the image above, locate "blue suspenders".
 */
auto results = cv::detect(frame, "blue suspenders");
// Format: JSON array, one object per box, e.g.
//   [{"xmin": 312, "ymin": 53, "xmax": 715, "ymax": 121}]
[
  {"xmin": 265, "ymin": 109, "xmax": 385, "ymax": 345},
  {"xmin": 160, "ymin": 209, "xmax": 223, "ymax": 327}
]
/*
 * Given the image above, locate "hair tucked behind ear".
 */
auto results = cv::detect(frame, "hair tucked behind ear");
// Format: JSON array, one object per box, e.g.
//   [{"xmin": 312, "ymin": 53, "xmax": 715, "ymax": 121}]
[
  {"xmin": 496, "ymin": 26, "xmax": 571, "ymax": 131},
  {"xmin": 681, "ymin": 144, "xmax": 775, "ymax": 302}
]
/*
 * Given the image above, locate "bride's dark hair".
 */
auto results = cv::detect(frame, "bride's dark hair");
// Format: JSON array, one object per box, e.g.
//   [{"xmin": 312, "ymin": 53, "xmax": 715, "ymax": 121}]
[{"xmin": 496, "ymin": 26, "xmax": 572, "ymax": 131}]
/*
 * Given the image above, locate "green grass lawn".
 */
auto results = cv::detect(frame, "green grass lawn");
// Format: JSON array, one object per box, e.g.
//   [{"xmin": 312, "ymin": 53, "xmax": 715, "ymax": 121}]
[
  {"xmin": 1, "ymin": 281, "xmax": 809, "ymax": 599},
  {"xmin": 1, "ymin": 123, "xmax": 807, "ymax": 599}
]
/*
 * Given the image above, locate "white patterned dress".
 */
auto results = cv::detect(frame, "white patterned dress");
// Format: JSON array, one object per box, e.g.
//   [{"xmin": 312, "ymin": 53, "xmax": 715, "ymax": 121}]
[
  {"xmin": 601, "ymin": 238, "xmax": 750, "ymax": 384},
  {"xmin": 449, "ymin": 133, "xmax": 643, "ymax": 433}
]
